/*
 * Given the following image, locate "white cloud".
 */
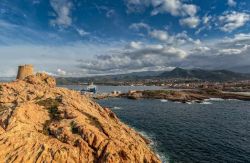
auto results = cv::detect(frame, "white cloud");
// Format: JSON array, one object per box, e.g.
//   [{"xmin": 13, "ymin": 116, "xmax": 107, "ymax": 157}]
[
  {"xmin": 126, "ymin": 0, "xmax": 198, "ymax": 17},
  {"xmin": 128, "ymin": 41, "xmax": 143, "ymax": 49},
  {"xmin": 219, "ymin": 48, "xmax": 243, "ymax": 55},
  {"xmin": 182, "ymin": 4, "xmax": 198, "ymax": 17},
  {"xmin": 191, "ymin": 46, "xmax": 210, "ymax": 54},
  {"xmin": 163, "ymin": 46, "xmax": 188, "ymax": 59},
  {"xmin": 149, "ymin": 30, "xmax": 169, "ymax": 41},
  {"xmin": 76, "ymin": 28, "xmax": 89, "ymax": 37},
  {"xmin": 179, "ymin": 16, "xmax": 200, "ymax": 28},
  {"xmin": 194, "ymin": 15, "xmax": 213, "ymax": 35},
  {"xmin": 227, "ymin": 33, "xmax": 250, "ymax": 42},
  {"xmin": 227, "ymin": 0, "xmax": 236, "ymax": 7},
  {"xmin": 57, "ymin": 68, "xmax": 67, "ymax": 76},
  {"xmin": 130, "ymin": 22, "xmax": 200, "ymax": 45},
  {"xmin": 203, "ymin": 15, "xmax": 212, "ymax": 25},
  {"xmin": 50, "ymin": 0, "xmax": 73, "ymax": 28},
  {"xmin": 192, "ymin": 33, "xmax": 250, "ymax": 57},
  {"xmin": 219, "ymin": 11, "xmax": 250, "ymax": 32},
  {"xmin": 2, "ymin": 33, "xmax": 249, "ymax": 76},
  {"xmin": 78, "ymin": 42, "xmax": 189, "ymax": 74},
  {"xmin": 0, "ymin": 42, "xmax": 122, "ymax": 77},
  {"xmin": 129, "ymin": 22, "xmax": 151, "ymax": 31}
]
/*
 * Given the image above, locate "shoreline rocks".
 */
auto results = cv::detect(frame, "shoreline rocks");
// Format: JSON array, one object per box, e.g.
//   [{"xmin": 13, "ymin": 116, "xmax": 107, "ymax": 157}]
[{"xmin": 121, "ymin": 89, "xmax": 250, "ymax": 103}]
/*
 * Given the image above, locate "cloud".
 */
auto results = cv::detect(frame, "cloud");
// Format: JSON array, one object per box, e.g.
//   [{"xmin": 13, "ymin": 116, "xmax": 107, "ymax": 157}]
[
  {"xmin": 128, "ymin": 41, "xmax": 143, "ymax": 49},
  {"xmin": 129, "ymin": 22, "xmax": 200, "ymax": 45},
  {"xmin": 49, "ymin": 1, "xmax": 89, "ymax": 36},
  {"xmin": 190, "ymin": 46, "xmax": 210, "ymax": 54},
  {"xmin": 219, "ymin": 48, "xmax": 244, "ymax": 55},
  {"xmin": 184, "ymin": 33, "xmax": 250, "ymax": 69},
  {"xmin": 76, "ymin": 28, "xmax": 89, "ymax": 37},
  {"xmin": 195, "ymin": 15, "xmax": 213, "ymax": 34},
  {"xmin": 149, "ymin": 29, "xmax": 169, "ymax": 41},
  {"xmin": 219, "ymin": 11, "xmax": 250, "ymax": 32},
  {"xmin": 2, "ymin": 32, "xmax": 250, "ymax": 76},
  {"xmin": 223, "ymin": 33, "xmax": 250, "ymax": 42},
  {"xmin": 203, "ymin": 15, "xmax": 212, "ymax": 25},
  {"xmin": 125, "ymin": 0, "xmax": 198, "ymax": 17},
  {"xmin": 76, "ymin": 32, "xmax": 250, "ymax": 74},
  {"xmin": 179, "ymin": 16, "xmax": 200, "ymax": 28},
  {"xmin": 94, "ymin": 5, "xmax": 116, "ymax": 18},
  {"xmin": 106, "ymin": 9, "xmax": 116, "ymax": 18},
  {"xmin": 129, "ymin": 22, "xmax": 151, "ymax": 31},
  {"xmin": 49, "ymin": 0, "xmax": 73, "ymax": 28},
  {"xmin": 0, "ymin": 42, "xmax": 120, "ymax": 77},
  {"xmin": 192, "ymin": 33, "xmax": 250, "ymax": 57},
  {"xmin": 77, "ymin": 41, "xmax": 188, "ymax": 74},
  {"xmin": 57, "ymin": 68, "xmax": 67, "ymax": 76},
  {"xmin": 227, "ymin": 0, "xmax": 236, "ymax": 7}
]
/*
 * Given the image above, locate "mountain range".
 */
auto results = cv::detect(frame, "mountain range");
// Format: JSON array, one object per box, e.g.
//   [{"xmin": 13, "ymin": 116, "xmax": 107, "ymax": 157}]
[
  {"xmin": 56, "ymin": 68, "xmax": 250, "ymax": 85},
  {"xmin": 159, "ymin": 67, "xmax": 250, "ymax": 81}
]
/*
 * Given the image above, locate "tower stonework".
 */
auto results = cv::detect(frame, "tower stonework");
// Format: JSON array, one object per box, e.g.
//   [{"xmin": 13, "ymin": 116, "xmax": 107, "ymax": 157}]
[{"xmin": 16, "ymin": 64, "xmax": 34, "ymax": 80}]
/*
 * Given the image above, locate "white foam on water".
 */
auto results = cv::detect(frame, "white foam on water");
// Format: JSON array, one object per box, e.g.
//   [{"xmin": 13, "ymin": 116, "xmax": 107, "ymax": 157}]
[
  {"xmin": 160, "ymin": 99, "xmax": 168, "ymax": 103},
  {"xmin": 227, "ymin": 99, "xmax": 240, "ymax": 101},
  {"xmin": 186, "ymin": 101, "xmax": 195, "ymax": 105},
  {"xmin": 205, "ymin": 98, "xmax": 224, "ymax": 101},
  {"xmin": 200, "ymin": 101, "xmax": 212, "ymax": 105},
  {"xmin": 132, "ymin": 130, "xmax": 169, "ymax": 163},
  {"xmin": 186, "ymin": 100, "xmax": 212, "ymax": 105},
  {"xmin": 111, "ymin": 106, "xmax": 122, "ymax": 110}
]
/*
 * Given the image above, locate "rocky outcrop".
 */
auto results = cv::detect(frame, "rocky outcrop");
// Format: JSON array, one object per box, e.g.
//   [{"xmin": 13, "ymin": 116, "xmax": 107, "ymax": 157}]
[
  {"xmin": 0, "ymin": 73, "xmax": 160, "ymax": 163},
  {"xmin": 123, "ymin": 89, "xmax": 250, "ymax": 103}
]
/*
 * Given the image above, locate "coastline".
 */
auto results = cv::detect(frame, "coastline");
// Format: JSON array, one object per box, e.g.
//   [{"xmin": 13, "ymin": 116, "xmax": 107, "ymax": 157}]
[{"xmin": 88, "ymin": 89, "xmax": 250, "ymax": 103}]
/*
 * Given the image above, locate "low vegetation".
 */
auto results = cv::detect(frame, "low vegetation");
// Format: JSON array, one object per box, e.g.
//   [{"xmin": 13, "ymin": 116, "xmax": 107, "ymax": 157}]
[
  {"xmin": 36, "ymin": 98, "xmax": 62, "ymax": 135},
  {"xmin": 36, "ymin": 98, "xmax": 61, "ymax": 110},
  {"xmin": 143, "ymin": 90, "xmax": 175, "ymax": 96},
  {"xmin": 70, "ymin": 121, "xmax": 79, "ymax": 134}
]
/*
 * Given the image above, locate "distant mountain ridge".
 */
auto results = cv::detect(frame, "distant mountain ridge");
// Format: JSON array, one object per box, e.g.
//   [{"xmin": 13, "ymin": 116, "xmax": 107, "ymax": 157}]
[
  {"xmin": 159, "ymin": 67, "xmax": 250, "ymax": 81},
  {"xmin": 56, "ymin": 67, "xmax": 250, "ymax": 85}
]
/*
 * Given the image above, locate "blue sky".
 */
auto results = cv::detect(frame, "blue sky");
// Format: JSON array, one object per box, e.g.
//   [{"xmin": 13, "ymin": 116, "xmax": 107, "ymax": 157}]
[{"xmin": 1, "ymin": 0, "xmax": 250, "ymax": 76}]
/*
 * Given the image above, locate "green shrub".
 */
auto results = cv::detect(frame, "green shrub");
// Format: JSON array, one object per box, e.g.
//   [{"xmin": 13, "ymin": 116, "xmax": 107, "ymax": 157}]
[
  {"xmin": 70, "ymin": 121, "xmax": 79, "ymax": 134},
  {"xmin": 42, "ymin": 120, "xmax": 51, "ymax": 135},
  {"xmin": 36, "ymin": 98, "xmax": 60, "ymax": 109},
  {"xmin": 37, "ymin": 98, "xmax": 62, "ymax": 135}
]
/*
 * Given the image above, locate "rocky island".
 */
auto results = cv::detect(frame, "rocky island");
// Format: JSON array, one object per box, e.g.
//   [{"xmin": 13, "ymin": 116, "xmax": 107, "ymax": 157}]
[{"xmin": 0, "ymin": 66, "xmax": 160, "ymax": 162}]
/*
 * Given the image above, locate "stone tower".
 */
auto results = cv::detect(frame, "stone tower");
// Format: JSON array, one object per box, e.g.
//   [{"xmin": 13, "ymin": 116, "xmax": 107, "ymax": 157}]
[{"xmin": 16, "ymin": 64, "xmax": 34, "ymax": 80}]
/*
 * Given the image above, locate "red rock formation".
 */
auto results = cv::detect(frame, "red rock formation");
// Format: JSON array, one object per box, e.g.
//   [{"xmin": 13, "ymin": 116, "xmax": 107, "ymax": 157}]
[{"xmin": 0, "ymin": 73, "xmax": 160, "ymax": 163}]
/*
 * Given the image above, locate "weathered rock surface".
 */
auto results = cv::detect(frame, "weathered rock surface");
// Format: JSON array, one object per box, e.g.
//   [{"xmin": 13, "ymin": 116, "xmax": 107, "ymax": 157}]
[{"xmin": 0, "ymin": 73, "xmax": 160, "ymax": 163}]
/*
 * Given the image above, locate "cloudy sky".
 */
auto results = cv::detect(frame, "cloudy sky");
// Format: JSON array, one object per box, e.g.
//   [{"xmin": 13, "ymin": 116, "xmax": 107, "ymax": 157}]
[{"xmin": 1, "ymin": 0, "xmax": 250, "ymax": 77}]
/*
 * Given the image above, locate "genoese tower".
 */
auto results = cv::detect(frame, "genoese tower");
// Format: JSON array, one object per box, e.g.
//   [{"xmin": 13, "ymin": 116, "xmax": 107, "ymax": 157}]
[{"xmin": 16, "ymin": 64, "xmax": 34, "ymax": 80}]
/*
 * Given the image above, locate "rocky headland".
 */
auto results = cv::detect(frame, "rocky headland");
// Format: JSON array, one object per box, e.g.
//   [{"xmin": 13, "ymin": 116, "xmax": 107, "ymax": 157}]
[
  {"xmin": 122, "ymin": 89, "xmax": 250, "ymax": 103},
  {"xmin": 0, "ymin": 73, "xmax": 160, "ymax": 162}
]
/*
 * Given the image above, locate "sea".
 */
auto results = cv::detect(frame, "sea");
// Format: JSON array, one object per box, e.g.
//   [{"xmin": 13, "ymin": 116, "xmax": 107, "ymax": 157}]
[{"xmin": 63, "ymin": 85, "xmax": 250, "ymax": 163}]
